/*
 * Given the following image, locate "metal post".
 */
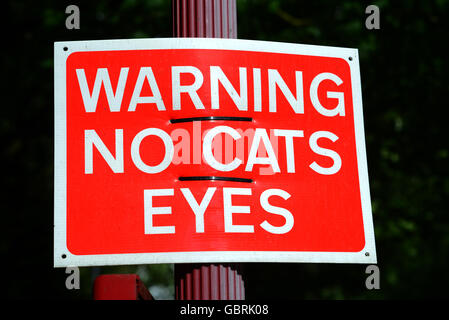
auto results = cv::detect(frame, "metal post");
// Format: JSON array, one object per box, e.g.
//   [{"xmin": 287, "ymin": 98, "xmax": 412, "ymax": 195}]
[
  {"xmin": 173, "ymin": 0, "xmax": 237, "ymax": 38},
  {"xmin": 175, "ymin": 263, "xmax": 245, "ymax": 300},
  {"xmin": 172, "ymin": 0, "xmax": 245, "ymax": 300}
]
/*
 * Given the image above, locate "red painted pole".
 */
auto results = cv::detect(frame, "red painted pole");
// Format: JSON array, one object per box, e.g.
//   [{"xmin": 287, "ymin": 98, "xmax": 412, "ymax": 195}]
[
  {"xmin": 175, "ymin": 263, "xmax": 245, "ymax": 300},
  {"xmin": 173, "ymin": 0, "xmax": 237, "ymax": 38},
  {"xmin": 172, "ymin": 0, "xmax": 245, "ymax": 300}
]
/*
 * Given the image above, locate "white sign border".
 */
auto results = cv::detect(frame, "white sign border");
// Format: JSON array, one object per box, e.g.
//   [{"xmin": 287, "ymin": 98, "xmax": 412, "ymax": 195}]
[{"xmin": 54, "ymin": 37, "xmax": 376, "ymax": 267}]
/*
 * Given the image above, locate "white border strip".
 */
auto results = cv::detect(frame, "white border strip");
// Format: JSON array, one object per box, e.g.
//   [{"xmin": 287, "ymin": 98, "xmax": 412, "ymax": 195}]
[{"xmin": 54, "ymin": 38, "xmax": 376, "ymax": 267}]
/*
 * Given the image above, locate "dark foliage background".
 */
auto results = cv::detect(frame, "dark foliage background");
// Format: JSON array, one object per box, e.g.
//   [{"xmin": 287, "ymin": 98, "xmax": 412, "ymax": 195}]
[{"xmin": 3, "ymin": 0, "xmax": 448, "ymax": 299}]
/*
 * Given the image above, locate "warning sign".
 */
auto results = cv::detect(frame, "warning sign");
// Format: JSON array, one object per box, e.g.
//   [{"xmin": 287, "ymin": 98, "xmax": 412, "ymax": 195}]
[{"xmin": 54, "ymin": 38, "xmax": 376, "ymax": 266}]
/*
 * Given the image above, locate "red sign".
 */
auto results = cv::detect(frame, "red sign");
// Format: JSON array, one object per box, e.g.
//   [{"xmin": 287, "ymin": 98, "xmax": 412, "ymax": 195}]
[{"xmin": 54, "ymin": 38, "xmax": 376, "ymax": 266}]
